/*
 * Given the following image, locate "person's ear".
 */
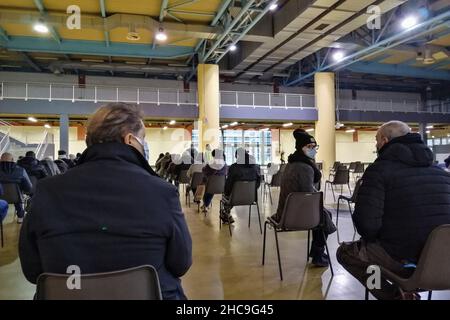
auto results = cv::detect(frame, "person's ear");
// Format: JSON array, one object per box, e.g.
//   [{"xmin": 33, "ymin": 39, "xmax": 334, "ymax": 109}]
[{"xmin": 123, "ymin": 133, "xmax": 133, "ymax": 145}]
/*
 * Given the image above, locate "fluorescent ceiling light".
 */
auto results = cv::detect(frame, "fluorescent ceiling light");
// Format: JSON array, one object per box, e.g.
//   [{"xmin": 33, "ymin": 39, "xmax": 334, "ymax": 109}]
[
  {"xmin": 169, "ymin": 120, "xmax": 176, "ymax": 125},
  {"xmin": 426, "ymin": 130, "xmax": 430, "ymax": 134},
  {"xmin": 346, "ymin": 129, "xmax": 356, "ymax": 133},
  {"xmin": 426, "ymin": 125, "xmax": 433, "ymax": 129},
  {"xmin": 44, "ymin": 124, "xmax": 51, "ymax": 129},
  {"xmin": 282, "ymin": 122, "xmax": 293, "ymax": 127},
  {"xmin": 229, "ymin": 44, "xmax": 237, "ymax": 52},
  {"xmin": 306, "ymin": 128, "xmax": 314, "ymax": 132},
  {"xmin": 33, "ymin": 22, "xmax": 49, "ymax": 33},
  {"xmin": 163, "ymin": 126, "xmax": 168, "ymax": 130},
  {"xmin": 221, "ymin": 125, "xmax": 229, "ymax": 129},
  {"xmin": 28, "ymin": 117, "xmax": 38, "ymax": 122},
  {"xmin": 333, "ymin": 51, "xmax": 345, "ymax": 62},
  {"xmin": 401, "ymin": 16, "xmax": 418, "ymax": 29},
  {"xmin": 155, "ymin": 28, "xmax": 167, "ymax": 41},
  {"xmin": 230, "ymin": 122, "xmax": 238, "ymax": 126},
  {"xmin": 269, "ymin": 3, "xmax": 278, "ymax": 11}
]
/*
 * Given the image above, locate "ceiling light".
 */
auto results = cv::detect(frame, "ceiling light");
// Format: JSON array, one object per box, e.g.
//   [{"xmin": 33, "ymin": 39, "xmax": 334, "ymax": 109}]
[
  {"xmin": 346, "ymin": 129, "xmax": 356, "ymax": 133},
  {"xmin": 426, "ymin": 125, "xmax": 434, "ymax": 129},
  {"xmin": 44, "ymin": 124, "xmax": 51, "ymax": 129},
  {"xmin": 230, "ymin": 122, "xmax": 238, "ymax": 126},
  {"xmin": 261, "ymin": 128, "xmax": 269, "ymax": 131},
  {"xmin": 333, "ymin": 51, "xmax": 345, "ymax": 62},
  {"xmin": 221, "ymin": 125, "xmax": 229, "ymax": 129},
  {"xmin": 306, "ymin": 128, "xmax": 314, "ymax": 132},
  {"xmin": 426, "ymin": 130, "xmax": 431, "ymax": 134},
  {"xmin": 229, "ymin": 44, "xmax": 237, "ymax": 52},
  {"xmin": 282, "ymin": 122, "xmax": 293, "ymax": 127},
  {"xmin": 28, "ymin": 117, "xmax": 38, "ymax": 122},
  {"xmin": 401, "ymin": 16, "xmax": 418, "ymax": 29},
  {"xmin": 33, "ymin": 21, "xmax": 49, "ymax": 33},
  {"xmin": 126, "ymin": 24, "xmax": 140, "ymax": 41},
  {"xmin": 431, "ymin": 136, "xmax": 435, "ymax": 138},
  {"xmin": 163, "ymin": 126, "xmax": 168, "ymax": 130},
  {"xmin": 269, "ymin": 3, "xmax": 278, "ymax": 11},
  {"xmin": 155, "ymin": 28, "xmax": 167, "ymax": 42},
  {"xmin": 169, "ymin": 120, "xmax": 176, "ymax": 125}
]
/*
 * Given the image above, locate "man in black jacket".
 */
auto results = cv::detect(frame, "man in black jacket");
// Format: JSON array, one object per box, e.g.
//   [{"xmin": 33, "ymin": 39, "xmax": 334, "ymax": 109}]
[
  {"xmin": 19, "ymin": 103, "xmax": 192, "ymax": 300},
  {"xmin": 337, "ymin": 120, "xmax": 450, "ymax": 300},
  {"xmin": 220, "ymin": 148, "xmax": 261, "ymax": 223},
  {"xmin": 0, "ymin": 152, "xmax": 32, "ymax": 223},
  {"xmin": 17, "ymin": 151, "xmax": 48, "ymax": 180}
]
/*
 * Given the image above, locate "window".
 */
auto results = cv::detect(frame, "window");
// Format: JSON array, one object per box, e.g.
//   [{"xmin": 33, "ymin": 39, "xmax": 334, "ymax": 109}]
[
  {"xmin": 427, "ymin": 139, "xmax": 433, "ymax": 147},
  {"xmin": 221, "ymin": 130, "xmax": 272, "ymax": 165}
]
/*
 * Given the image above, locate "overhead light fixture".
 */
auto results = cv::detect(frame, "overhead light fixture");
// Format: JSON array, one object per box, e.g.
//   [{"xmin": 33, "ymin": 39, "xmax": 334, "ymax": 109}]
[
  {"xmin": 229, "ymin": 44, "xmax": 237, "ymax": 52},
  {"xmin": 169, "ymin": 120, "xmax": 176, "ymax": 125},
  {"xmin": 282, "ymin": 122, "xmax": 293, "ymax": 127},
  {"xmin": 333, "ymin": 51, "xmax": 345, "ymax": 62},
  {"xmin": 269, "ymin": 2, "xmax": 278, "ymax": 11},
  {"xmin": 155, "ymin": 27, "xmax": 167, "ymax": 42},
  {"xmin": 33, "ymin": 21, "xmax": 49, "ymax": 33},
  {"xmin": 426, "ymin": 125, "xmax": 434, "ymax": 129},
  {"xmin": 261, "ymin": 128, "xmax": 269, "ymax": 131},
  {"xmin": 163, "ymin": 126, "xmax": 168, "ymax": 130},
  {"xmin": 426, "ymin": 130, "xmax": 431, "ymax": 134},
  {"xmin": 28, "ymin": 117, "xmax": 38, "ymax": 122},
  {"xmin": 335, "ymin": 122, "xmax": 344, "ymax": 129},
  {"xmin": 306, "ymin": 128, "xmax": 314, "ymax": 132},
  {"xmin": 401, "ymin": 15, "xmax": 418, "ymax": 29},
  {"xmin": 44, "ymin": 124, "xmax": 51, "ymax": 129},
  {"xmin": 346, "ymin": 129, "xmax": 356, "ymax": 133},
  {"xmin": 230, "ymin": 122, "xmax": 238, "ymax": 126},
  {"xmin": 221, "ymin": 124, "xmax": 229, "ymax": 129},
  {"xmin": 431, "ymin": 136, "xmax": 435, "ymax": 138}
]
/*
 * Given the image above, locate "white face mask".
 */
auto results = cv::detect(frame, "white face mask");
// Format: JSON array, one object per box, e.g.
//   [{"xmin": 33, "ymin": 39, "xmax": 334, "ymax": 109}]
[{"xmin": 133, "ymin": 135, "xmax": 150, "ymax": 162}]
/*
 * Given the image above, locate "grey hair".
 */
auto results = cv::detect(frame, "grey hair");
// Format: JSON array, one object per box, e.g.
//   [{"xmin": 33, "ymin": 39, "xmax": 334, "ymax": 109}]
[{"xmin": 379, "ymin": 121, "xmax": 411, "ymax": 141}]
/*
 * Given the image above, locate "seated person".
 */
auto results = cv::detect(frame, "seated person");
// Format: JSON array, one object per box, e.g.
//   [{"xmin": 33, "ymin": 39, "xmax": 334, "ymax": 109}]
[
  {"xmin": 271, "ymin": 130, "xmax": 331, "ymax": 267},
  {"xmin": 19, "ymin": 102, "xmax": 192, "ymax": 300},
  {"xmin": 0, "ymin": 152, "xmax": 32, "ymax": 223},
  {"xmin": 219, "ymin": 148, "xmax": 260, "ymax": 223},
  {"xmin": 337, "ymin": 121, "xmax": 450, "ymax": 300},
  {"xmin": 187, "ymin": 152, "xmax": 205, "ymax": 180},
  {"xmin": 200, "ymin": 149, "xmax": 227, "ymax": 210},
  {"xmin": 155, "ymin": 153, "xmax": 165, "ymax": 172},
  {"xmin": 57, "ymin": 150, "xmax": 75, "ymax": 168},
  {"xmin": 173, "ymin": 152, "xmax": 193, "ymax": 186},
  {"xmin": 40, "ymin": 157, "xmax": 61, "ymax": 177},
  {"xmin": 17, "ymin": 151, "xmax": 48, "ymax": 180}
]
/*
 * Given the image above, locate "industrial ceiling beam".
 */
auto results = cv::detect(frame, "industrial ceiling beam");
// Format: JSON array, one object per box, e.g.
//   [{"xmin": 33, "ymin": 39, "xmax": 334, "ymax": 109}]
[
  {"xmin": 0, "ymin": 26, "xmax": 10, "ymax": 42},
  {"xmin": 18, "ymin": 52, "xmax": 42, "ymax": 72},
  {"xmin": 159, "ymin": 0, "xmax": 169, "ymax": 22},
  {"xmin": 99, "ymin": 0, "xmax": 110, "ymax": 47}
]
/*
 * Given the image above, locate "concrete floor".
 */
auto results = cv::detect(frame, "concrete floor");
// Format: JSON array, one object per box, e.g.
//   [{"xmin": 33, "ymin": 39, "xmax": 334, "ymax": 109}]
[{"xmin": 1, "ymin": 182, "xmax": 449, "ymax": 300}]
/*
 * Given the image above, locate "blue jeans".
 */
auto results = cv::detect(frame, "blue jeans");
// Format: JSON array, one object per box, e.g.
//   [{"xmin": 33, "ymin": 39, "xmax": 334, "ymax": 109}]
[
  {"xmin": 0, "ymin": 200, "xmax": 8, "ymax": 222},
  {"xmin": 203, "ymin": 193, "xmax": 214, "ymax": 207}
]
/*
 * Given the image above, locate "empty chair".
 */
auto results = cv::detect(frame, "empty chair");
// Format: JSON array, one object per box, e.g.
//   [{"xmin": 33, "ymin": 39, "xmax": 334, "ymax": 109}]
[
  {"xmin": 264, "ymin": 170, "xmax": 282, "ymax": 204},
  {"xmin": 328, "ymin": 161, "xmax": 341, "ymax": 179},
  {"xmin": 262, "ymin": 192, "xmax": 334, "ymax": 280},
  {"xmin": 365, "ymin": 225, "xmax": 450, "ymax": 300},
  {"xmin": 336, "ymin": 179, "xmax": 363, "ymax": 238},
  {"xmin": 324, "ymin": 166, "xmax": 351, "ymax": 202},
  {"xmin": 353, "ymin": 162, "xmax": 365, "ymax": 181},
  {"xmin": 36, "ymin": 265, "xmax": 162, "ymax": 300},
  {"xmin": 348, "ymin": 162, "xmax": 357, "ymax": 173},
  {"xmin": 220, "ymin": 180, "xmax": 261, "ymax": 237}
]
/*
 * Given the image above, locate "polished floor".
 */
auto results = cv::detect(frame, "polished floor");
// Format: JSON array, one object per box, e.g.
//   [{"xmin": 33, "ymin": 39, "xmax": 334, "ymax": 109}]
[{"xmin": 1, "ymin": 182, "xmax": 449, "ymax": 300}]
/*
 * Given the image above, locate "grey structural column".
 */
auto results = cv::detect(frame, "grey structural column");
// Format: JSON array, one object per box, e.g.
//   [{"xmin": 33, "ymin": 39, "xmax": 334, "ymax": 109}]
[
  {"xmin": 419, "ymin": 122, "xmax": 428, "ymax": 142},
  {"xmin": 59, "ymin": 113, "xmax": 69, "ymax": 153}
]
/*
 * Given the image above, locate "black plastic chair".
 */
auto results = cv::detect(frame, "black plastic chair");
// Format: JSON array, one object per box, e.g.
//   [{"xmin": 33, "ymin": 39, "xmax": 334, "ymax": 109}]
[
  {"xmin": 0, "ymin": 182, "xmax": 24, "ymax": 222},
  {"xmin": 203, "ymin": 175, "xmax": 225, "ymax": 214},
  {"xmin": 324, "ymin": 166, "xmax": 351, "ymax": 202},
  {"xmin": 264, "ymin": 170, "xmax": 282, "ymax": 204},
  {"xmin": 365, "ymin": 225, "xmax": 450, "ymax": 300},
  {"xmin": 186, "ymin": 171, "xmax": 204, "ymax": 208},
  {"xmin": 262, "ymin": 192, "xmax": 334, "ymax": 280},
  {"xmin": 336, "ymin": 178, "xmax": 363, "ymax": 229},
  {"xmin": 36, "ymin": 265, "xmax": 162, "ymax": 300},
  {"xmin": 220, "ymin": 180, "xmax": 261, "ymax": 237},
  {"xmin": 177, "ymin": 169, "xmax": 190, "ymax": 193}
]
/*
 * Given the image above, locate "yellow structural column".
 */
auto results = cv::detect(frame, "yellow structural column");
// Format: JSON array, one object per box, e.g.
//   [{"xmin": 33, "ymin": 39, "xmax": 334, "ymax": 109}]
[
  {"xmin": 197, "ymin": 64, "xmax": 221, "ymax": 152},
  {"xmin": 314, "ymin": 72, "xmax": 336, "ymax": 178}
]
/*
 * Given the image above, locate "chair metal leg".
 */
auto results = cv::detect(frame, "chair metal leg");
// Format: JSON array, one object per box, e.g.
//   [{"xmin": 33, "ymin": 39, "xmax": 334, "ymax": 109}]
[
  {"xmin": 428, "ymin": 291, "xmax": 432, "ymax": 300},
  {"xmin": 274, "ymin": 228, "xmax": 283, "ymax": 281},
  {"xmin": 262, "ymin": 221, "xmax": 268, "ymax": 265},
  {"xmin": 348, "ymin": 184, "xmax": 352, "ymax": 195},
  {"xmin": 219, "ymin": 201, "xmax": 222, "ymax": 230},
  {"xmin": 228, "ymin": 219, "xmax": 232, "ymax": 237},
  {"xmin": 256, "ymin": 202, "xmax": 262, "ymax": 234},
  {"xmin": 348, "ymin": 200, "xmax": 357, "ymax": 233},
  {"xmin": 323, "ymin": 230, "xmax": 334, "ymax": 276},
  {"xmin": 336, "ymin": 199, "xmax": 340, "ymax": 228},
  {"xmin": 331, "ymin": 185, "xmax": 336, "ymax": 202},
  {"xmin": 269, "ymin": 187, "xmax": 273, "ymax": 205},
  {"xmin": 307, "ymin": 230, "xmax": 311, "ymax": 262},
  {"xmin": 248, "ymin": 205, "xmax": 251, "ymax": 228}
]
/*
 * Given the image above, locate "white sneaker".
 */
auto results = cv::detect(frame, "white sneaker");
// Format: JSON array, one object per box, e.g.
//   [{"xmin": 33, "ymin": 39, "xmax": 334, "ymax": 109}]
[{"xmin": 17, "ymin": 217, "xmax": 24, "ymax": 224}]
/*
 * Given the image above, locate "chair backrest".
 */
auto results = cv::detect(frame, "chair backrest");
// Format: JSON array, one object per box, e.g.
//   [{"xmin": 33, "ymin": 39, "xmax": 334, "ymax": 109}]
[
  {"xmin": 332, "ymin": 161, "xmax": 341, "ymax": 171},
  {"xmin": 270, "ymin": 171, "xmax": 282, "ymax": 187},
  {"xmin": 205, "ymin": 175, "xmax": 225, "ymax": 195},
  {"xmin": 410, "ymin": 225, "xmax": 450, "ymax": 290},
  {"xmin": 0, "ymin": 183, "xmax": 22, "ymax": 204},
  {"xmin": 229, "ymin": 181, "xmax": 257, "ymax": 206},
  {"xmin": 354, "ymin": 162, "xmax": 365, "ymax": 174},
  {"xmin": 178, "ymin": 170, "xmax": 190, "ymax": 184},
  {"xmin": 36, "ymin": 265, "xmax": 162, "ymax": 300},
  {"xmin": 316, "ymin": 162, "xmax": 323, "ymax": 171},
  {"xmin": 279, "ymin": 192, "xmax": 322, "ymax": 230},
  {"xmin": 350, "ymin": 178, "xmax": 363, "ymax": 202},
  {"xmin": 190, "ymin": 172, "xmax": 204, "ymax": 189},
  {"xmin": 332, "ymin": 167, "xmax": 349, "ymax": 185},
  {"xmin": 348, "ymin": 162, "xmax": 357, "ymax": 171}
]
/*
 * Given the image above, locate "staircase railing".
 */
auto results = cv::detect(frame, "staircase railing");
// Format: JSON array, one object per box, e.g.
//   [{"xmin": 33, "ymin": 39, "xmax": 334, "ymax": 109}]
[
  {"xmin": 35, "ymin": 130, "xmax": 52, "ymax": 160},
  {"xmin": 0, "ymin": 120, "xmax": 12, "ymax": 154}
]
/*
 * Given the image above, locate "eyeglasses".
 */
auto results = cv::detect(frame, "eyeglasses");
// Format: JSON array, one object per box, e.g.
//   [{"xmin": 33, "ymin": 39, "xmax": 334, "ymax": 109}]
[{"xmin": 307, "ymin": 144, "xmax": 319, "ymax": 150}]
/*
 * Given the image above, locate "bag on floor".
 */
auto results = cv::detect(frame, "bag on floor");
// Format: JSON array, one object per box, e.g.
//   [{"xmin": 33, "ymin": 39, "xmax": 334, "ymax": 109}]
[{"xmin": 194, "ymin": 184, "xmax": 205, "ymax": 202}]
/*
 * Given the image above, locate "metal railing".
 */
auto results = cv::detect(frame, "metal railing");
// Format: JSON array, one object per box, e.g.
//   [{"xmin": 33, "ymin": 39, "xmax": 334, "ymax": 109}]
[
  {"xmin": 0, "ymin": 81, "xmax": 315, "ymax": 110},
  {"xmin": 0, "ymin": 119, "xmax": 11, "ymax": 154},
  {"xmin": 338, "ymin": 98, "xmax": 450, "ymax": 114},
  {"xmin": 35, "ymin": 130, "xmax": 54, "ymax": 160}
]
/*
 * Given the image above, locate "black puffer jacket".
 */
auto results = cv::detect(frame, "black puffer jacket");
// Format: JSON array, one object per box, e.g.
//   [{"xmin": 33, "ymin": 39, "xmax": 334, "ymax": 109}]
[
  {"xmin": 224, "ymin": 155, "xmax": 261, "ymax": 197},
  {"xmin": 353, "ymin": 133, "xmax": 450, "ymax": 262},
  {"xmin": 17, "ymin": 156, "xmax": 48, "ymax": 180}
]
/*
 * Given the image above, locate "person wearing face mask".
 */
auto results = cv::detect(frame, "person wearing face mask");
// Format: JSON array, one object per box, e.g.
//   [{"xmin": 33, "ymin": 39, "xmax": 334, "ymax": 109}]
[
  {"xmin": 337, "ymin": 120, "xmax": 450, "ymax": 300},
  {"xmin": 19, "ymin": 103, "xmax": 192, "ymax": 300},
  {"xmin": 270, "ymin": 129, "xmax": 334, "ymax": 268}
]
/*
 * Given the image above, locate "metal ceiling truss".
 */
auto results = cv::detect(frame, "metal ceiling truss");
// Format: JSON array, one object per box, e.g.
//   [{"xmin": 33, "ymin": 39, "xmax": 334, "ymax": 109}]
[{"xmin": 284, "ymin": 9, "xmax": 450, "ymax": 86}]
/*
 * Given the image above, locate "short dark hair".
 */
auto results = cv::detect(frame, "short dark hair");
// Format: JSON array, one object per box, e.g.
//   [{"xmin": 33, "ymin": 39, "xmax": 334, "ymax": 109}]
[
  {"xmin": 25, "ymin": 151, "xmax": 36, "ymax": 158},
  {"xmin": 86, "ymin": 103, "xmax": 144, "ymax": 147}
]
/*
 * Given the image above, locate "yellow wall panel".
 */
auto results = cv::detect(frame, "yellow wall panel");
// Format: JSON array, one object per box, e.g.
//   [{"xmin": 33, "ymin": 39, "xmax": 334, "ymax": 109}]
[
  {"xmin": 104, "ymin": 0, "xmax": 159, "ymax": 16},
  {"xmin": 57, "ymin": 28, "xmax": 104, "ymax": 41},
  {"xmin": 1, "ymin": 23, "xmax": 49, "ymax": 37},
  {"xmin": 0, "ymin": 0, "xmax": 35, "ymax": 9},
  {"xmin": 42, "ymin": 0, "xmax": 100, "ymax": 14}
]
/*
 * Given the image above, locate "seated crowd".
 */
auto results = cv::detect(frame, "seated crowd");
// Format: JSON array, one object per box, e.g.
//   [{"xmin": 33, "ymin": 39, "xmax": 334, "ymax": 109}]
[{"xmin": 0, "ymin": 102, "xmax": 448, "ymax": 300}]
